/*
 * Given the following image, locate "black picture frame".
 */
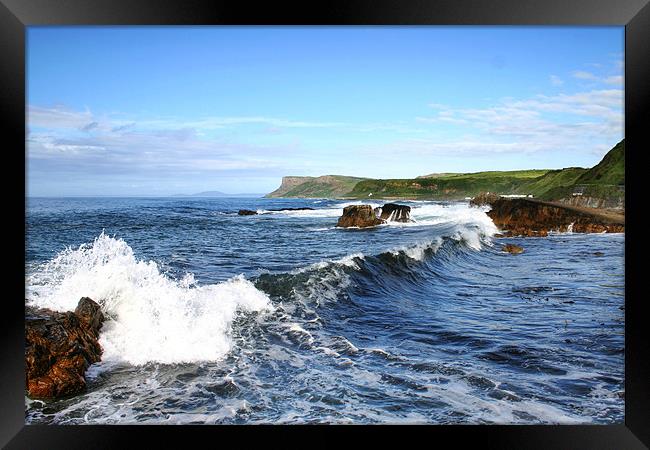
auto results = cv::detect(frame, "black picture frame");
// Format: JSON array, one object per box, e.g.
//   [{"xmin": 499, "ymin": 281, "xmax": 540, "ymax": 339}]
[{"xmin": 2, "ymin": 0, "xmax": 648, "ymax": 448}]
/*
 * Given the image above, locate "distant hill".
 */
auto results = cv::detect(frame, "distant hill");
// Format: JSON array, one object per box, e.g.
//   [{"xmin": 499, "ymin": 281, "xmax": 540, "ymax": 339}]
[
  {"xmin": 515, "ymin": 167, "xmax": 588, "ymax": 197},
  {"xmin": 416, "ymin": 172, "xmax": 457, "ymax": 179},
  {"xmin": 266, "ymin": 140, "xmax": 624, "ymax": 209},
  {"xmin": 265, "ymin": 175, "xmax": 368, "ymax": 198},
  {"xmin": 348, "ymin": 169, "xmax": 550, "ymax": 200}
]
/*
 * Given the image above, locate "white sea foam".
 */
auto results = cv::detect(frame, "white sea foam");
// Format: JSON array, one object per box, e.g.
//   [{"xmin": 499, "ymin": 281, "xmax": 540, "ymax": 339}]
[
  {"xmin": 388, "ymin": 238, "xmax": 444, "ymax": 261},
  {"xmin": 257, "ymin": 200, "xmax": 384, "ymax": 218},
  {"xmin": 256, "ymin": 208, "xmax": 341, "ymax": 218},
  {"xmin": 405, "ymin": 203, "xmax": 497, "ymax": 231},
  {"xmin": 26, "ymin": 232, "xmax": 273, "ymax": 365},
  {"xmin": 256, "ymin": 200, "xmax": 498, "ymax": 242},
  {"xmin": 291, "ymin": 252, "xmax": 365, "ymax": 274},
  {"xmin": 419, "ymin": 378, "xmax": 585, "ymax": 424}
]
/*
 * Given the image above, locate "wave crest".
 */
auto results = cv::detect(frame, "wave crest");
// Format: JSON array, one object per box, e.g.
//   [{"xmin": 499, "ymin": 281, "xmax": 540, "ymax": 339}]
[{"xmin": 26, "ymin": 232, "xmax": 273, "ymax": 365}]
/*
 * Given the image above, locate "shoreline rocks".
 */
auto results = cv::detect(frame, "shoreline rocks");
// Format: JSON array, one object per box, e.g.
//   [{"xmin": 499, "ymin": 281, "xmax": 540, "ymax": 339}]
[
  {"xmin": 483, "ymin": 197, "xmax": 624, "ymax": 237},
  {"xmin": 26, "ymin": 297, "xmax": 105, "ymax": 400},
  {"xmin": 469, "ymin": 192, "xmax": 501, "ymax": 207}
]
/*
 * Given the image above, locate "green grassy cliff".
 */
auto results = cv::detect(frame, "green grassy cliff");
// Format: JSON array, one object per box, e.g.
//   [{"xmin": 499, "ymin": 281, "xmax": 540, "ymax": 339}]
[
  {"xmin": 575, "ymin": 139, "xmax": 624, "ymax": 186},
  {"xmin": 266, "ymin": 140, "xmax": 624, "ymax": 207},
  {"xmin": 265, "ymin": 175, "xmax": 368, "ymax": 198},
  {"xmin": 538, "ymin": 139, "xmax": 624, "ymax": 208},
  {"xmin": 347, "ymin": 170, "xmax": 550, "ymax": 200},
  {"xmin": 516, "ymin": 167, "xmax": 588, "ymax": 197}
]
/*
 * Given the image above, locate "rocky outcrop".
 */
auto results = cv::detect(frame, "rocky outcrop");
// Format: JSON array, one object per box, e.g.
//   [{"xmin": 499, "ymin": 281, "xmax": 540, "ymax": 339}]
[
  {"xmin": 25, "ymin": 297, "xmax": 105, "ymax": 399},
  {"xmin": 486, "ymin": 198, "xmax": 624, "ymax": 237},
  {"xmin": 502, "ymin": 244, "xmax": 524, "ymax": 254},
  {"xmin": 337, "ymin": 205, "xmax": 385, "ymax": 228},
  {"xmin": 376, "ymin": 203, "xmax": 412, "ymax": 223},
  {"xmin": 469, "ymin": 192, "xmax": 501, "ymax": 207},
  {"xmin": 238, "ymin": 209, "xmax": 258, "ymax": 215}
]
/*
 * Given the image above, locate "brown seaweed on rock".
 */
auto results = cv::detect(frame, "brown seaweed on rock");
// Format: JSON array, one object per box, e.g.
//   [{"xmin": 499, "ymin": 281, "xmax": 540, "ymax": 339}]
[{"xmin": 25, "ymin": 297, "xmax": 105, "ymax": 399}]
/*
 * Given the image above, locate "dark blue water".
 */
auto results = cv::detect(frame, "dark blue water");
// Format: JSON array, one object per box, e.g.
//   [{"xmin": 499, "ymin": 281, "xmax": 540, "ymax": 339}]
[{"xmin": 25, "ymin": 197, "xmax": 625, "ymax": 424}]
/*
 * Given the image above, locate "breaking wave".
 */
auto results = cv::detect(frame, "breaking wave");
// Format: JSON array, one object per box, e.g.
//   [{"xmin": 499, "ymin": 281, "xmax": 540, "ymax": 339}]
[{"xmin": 26, "ymin": 232, "xmax": 273, "ymax": 365}]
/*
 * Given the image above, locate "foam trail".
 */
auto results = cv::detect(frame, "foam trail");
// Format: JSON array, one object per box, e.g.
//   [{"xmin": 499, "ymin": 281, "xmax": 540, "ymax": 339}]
[{"xmin": 26, "ymin": 232, "xmax": 273, "ymax": 365}]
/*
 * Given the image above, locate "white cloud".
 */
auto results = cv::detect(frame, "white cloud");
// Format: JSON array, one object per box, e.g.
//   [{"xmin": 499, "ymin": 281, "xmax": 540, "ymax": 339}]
[
  {"xmin": 407, "ymin": 86, "xmax": 622, "ymax": 159},
  {"xmin": 26, "ymin": 106, "xmax": 304, "ymax": 180},
  {"xmin": 28, "ymin": 105, "xmax": 93, "ymax": 129},
  {"xmin": 550, "ymin": 75, "xmax": 564, "ymax": 86},
  {"xmin": 27, "ymin": 83, "xmax": 623, "ymax": 188},
  {"xmin": 572, "ymin": 70, "xmax": 599, "ymax": 80},
  {"xmin": 604, "ymin": 75, "xmax": 624, "ymax": 85}
]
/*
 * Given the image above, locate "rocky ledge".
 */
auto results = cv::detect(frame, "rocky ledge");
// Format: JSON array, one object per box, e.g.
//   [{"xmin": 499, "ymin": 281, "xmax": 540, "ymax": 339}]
[
  {"xmin": 337, "ymin": 203, "xmax": 412, "ymax": 228},
  {"xmin": 480, "ymin": 196, "xmax": 624, "ymax": 237},
  {"xmin": 25, "ymin": 297, "xmax": 105, "ymax": 400}
]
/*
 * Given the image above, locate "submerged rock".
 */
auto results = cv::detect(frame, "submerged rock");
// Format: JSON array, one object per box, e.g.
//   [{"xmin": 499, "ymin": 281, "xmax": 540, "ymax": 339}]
[
  {"xmin": 377, "ymin": 203, "xmax": 412, "ymax": 223},
  {"xmin": 502, "ymin": 244, "xmax": 524, "ymax": 254},
  {"xmin": 238, "ymin": 209, "xmax": 258, "ymax": 216},
  {"xmin": 25, "ymin": 297, "xmax": 105, "ymax": 399},
  {"xmin": 336, "ymin": 205, "xmax": 385, "ymax": 228}
]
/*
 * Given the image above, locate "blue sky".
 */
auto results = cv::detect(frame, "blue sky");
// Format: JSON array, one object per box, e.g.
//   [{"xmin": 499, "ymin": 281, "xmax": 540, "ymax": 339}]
[{"xmin": 27, "ymin": 26, "xmax": 624, "ymax": 196}]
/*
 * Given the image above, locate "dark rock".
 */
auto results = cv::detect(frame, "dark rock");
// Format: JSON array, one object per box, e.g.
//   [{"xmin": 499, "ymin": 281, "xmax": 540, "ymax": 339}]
[
  {"xmin": 470, "ymin": 192, "xmax": 501, "ymax": 207},
  {"xmin": 486, "ymin": 198, "xmax": 624, "ymax": 237},
  {"xmin": 25, "ymin": 297, "xmax": 105, "ymax": 399},
  {"xmin": 502, "ymin": 244, "xmax": 524, "ymax": 254},
  {"xmin": 267, "ymin": 207, "xmax": 315, "ymax": 212},
  {"xmin": 75, "ymin": 297, "xmax": 104, "ymax": 332},
  {"xmin": 336, "ymin": 205, "xmax": 385, "ymax": 228},
  {"xmin": 377, "ymin": 203, "xmax": 412, "ymax": 223},
  {"xmin": 238, "ymin": 209, "xmax": 258, "ymax": 216}
]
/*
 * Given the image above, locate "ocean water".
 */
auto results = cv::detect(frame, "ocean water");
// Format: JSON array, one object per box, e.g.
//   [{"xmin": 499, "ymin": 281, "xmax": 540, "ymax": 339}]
[{"xmin": 25, "ymin": 197, "xmax": 625, "ymax": 424}]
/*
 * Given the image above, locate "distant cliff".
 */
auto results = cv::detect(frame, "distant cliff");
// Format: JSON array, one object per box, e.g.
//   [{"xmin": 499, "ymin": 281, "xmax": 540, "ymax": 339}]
[
  {"xmin": 266, "ymin": 140, "xmax": 624, "ymax": 207},
  {"xmin": 265, "ymin": 175, "xmax": 368, "ymax": 198}
]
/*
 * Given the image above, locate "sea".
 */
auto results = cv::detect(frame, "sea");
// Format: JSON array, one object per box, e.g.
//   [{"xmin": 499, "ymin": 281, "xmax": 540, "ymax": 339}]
[{"xmin": 24, "ymin": 197, "xmax": 625, "ymax": 424}]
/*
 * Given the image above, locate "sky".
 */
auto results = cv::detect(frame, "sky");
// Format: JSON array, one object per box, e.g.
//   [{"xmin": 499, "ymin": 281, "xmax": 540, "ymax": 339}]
[{"xmin": 26, "ymin": 26, "xmax": 624, "ymax": 196}]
